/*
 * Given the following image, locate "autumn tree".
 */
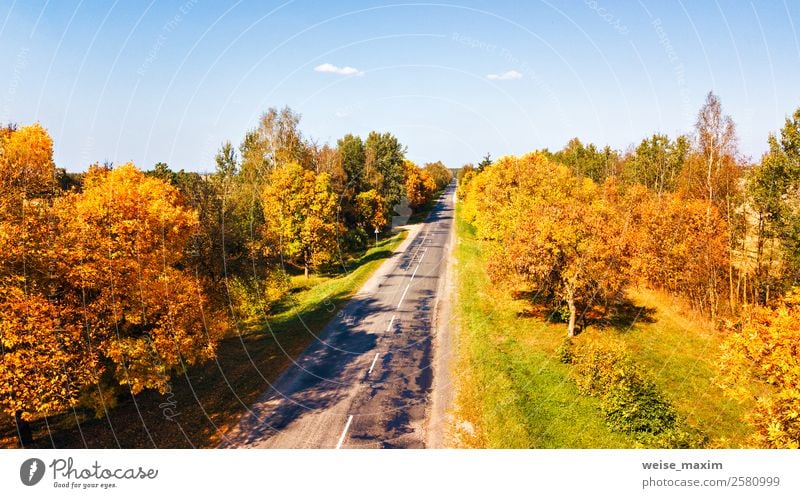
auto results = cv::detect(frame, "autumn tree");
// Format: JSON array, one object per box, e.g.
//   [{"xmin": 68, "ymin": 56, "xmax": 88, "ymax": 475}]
[
  {"xmin": 307, "ymin": 141, "xmax": 345, "ymax": 191},
  {"xmin": 354, "ymin": 189, "xmax": 387, "ymax": 236},
  {"xmin": 465, "ymin": 153, "xmax": 633, "ymax": 337},
  {"xmin": 717, "ymin": 291, "xmax": 800, "ymax": 448},
  {"xmin": 403, "ymin": 160, "xmax": 436, "ymax": 210},
  {"xmin": 54, "ymin": 164, "xmax": 222, "ymax": 396},
  {"xmin": 0, "ymin": 286, "xmax": 97, "ymax": 446},
  {"xmin": 629, "ymin": 190, "xmax": 729, "ymax": 316},
  {"xmin": 234, "ymin": 107, "xmax": 313, "ymax": 263},
  {"xmin": 0, "ymin": 123, "xmax": 57, "ymax": 205},
  {"xmin": 261, "ymin": 162, "xmax": 340, "ymax": 278},
  {"xmin": 424, "ymin": 161, "xmax": 453, "ymax": 190},
  {"xmin": 0, "ymin": 124, "xmax": 97, "ymax": 446},
  {"xmin": 675, "ymin": 93, "xmax": 744, "ymax": 314},
  {"xmin": 456, "ymin": 164, "xmax": 476, "ymax": 200}
]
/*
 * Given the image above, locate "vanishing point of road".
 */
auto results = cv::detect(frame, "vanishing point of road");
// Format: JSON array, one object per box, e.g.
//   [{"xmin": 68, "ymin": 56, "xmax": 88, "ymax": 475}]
[{"xmin": 220, "ymin": 181, "xmax": 456, "ymax": 448}]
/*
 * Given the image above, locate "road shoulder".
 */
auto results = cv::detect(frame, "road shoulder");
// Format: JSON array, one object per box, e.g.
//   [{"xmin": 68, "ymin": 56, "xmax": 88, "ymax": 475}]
[{"xmin": 426, "ymin": 189, "xmax": 458, "ymax": 448}]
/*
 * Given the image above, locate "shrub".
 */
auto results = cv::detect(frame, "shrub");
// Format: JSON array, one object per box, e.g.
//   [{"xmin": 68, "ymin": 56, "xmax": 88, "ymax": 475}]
[
  {"xmin": 342, "ymin": 227, "xmax": 369, "ymax": 251},
  {"xmin": 571, "ymin": 343, "xmax": 705, "ymax": 447},
  {"xmin": 227, "ymin": 270, "xmax": 290, "ymax": 322},
  {"xmin": 556, "ymin": 337, "xmax": 574, "ymax": 364}
]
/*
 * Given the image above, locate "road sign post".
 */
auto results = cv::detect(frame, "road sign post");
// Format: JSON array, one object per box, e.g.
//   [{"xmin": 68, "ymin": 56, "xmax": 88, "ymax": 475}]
[{"xmin": 374, "ymin": 228, "xmax": 379, "ymax": 246}]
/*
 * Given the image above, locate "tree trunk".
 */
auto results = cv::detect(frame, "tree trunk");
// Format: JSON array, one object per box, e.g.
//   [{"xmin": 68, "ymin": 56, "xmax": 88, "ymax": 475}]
[
  {"xmin": 727, "ymin": 194, "xmax": 736, "ymax": 312},
  {"xmin": 566, "ymin": 295, "xmax": 577, "ymax": 338},
  {"xmin": 742, "ymin": 271, "xmax": 746, "ymax": 307},
  {"xmin": 15, "ymin": 410, "xmax": 33, "ymax": 448},
  {"xmin": 304, "ymin": 264, "xmax": 309, "ymax": 279}
]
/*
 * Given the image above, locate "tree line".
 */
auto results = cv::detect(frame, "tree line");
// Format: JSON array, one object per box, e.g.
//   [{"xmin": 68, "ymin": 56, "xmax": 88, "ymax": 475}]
[
  {"xmin": 459, "ymin": 92, "xmax": 800, "ymax": 447},
  {"xmin": 0, "ymin": 108, "xmax": 452, "ymax": 446}
]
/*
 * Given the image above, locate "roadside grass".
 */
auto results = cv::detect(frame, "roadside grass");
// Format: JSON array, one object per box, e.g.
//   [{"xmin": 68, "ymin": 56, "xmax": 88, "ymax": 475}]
[
  {"xmin": 0, "ymin": 231, "xmax": 406, "ymax": 449},
  {"xmin": 451, "ymin": 205, "xmax": 751, "ymax": 448},
  {"xmin": 451, "ymin": 210, "xmax": 632, "ymax": 448}
]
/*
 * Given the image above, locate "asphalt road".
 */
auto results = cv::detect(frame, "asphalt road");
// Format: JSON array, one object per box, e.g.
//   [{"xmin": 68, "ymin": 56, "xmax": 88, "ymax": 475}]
[{"xmin": 221, "ymin": 181, "xmax": 456, "ymax": 448}]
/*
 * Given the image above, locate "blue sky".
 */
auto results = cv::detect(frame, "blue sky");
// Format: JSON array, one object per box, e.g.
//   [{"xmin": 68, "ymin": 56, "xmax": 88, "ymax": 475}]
[{"xmin": 1, "ymin": 0, "xmax": 799, "ymax": 172}]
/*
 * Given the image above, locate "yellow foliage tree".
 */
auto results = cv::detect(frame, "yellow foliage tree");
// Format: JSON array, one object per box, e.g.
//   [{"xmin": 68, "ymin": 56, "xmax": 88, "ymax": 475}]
[
  {"xmin": 0, "ymin": 124, "xmax": 96, "ymax": 446},
  {"xmin": 0, "ymin": 123, "xmax": 56, "ymax": 205},
  {"xmin": 0, "ymin": 284, "xmax": 97, "ymax": 445},
  {"xmin": 54, "ymin": 163, "xmax": 221, "ymax": 395},
  {"xmin": 403, "ymin": 160, "xmax": 436, "ymax": 210},
  {"xmin": 261, "ymin": 162, "xmax": 340, "ymax": 277},
  {"xmin": 717, "ymin": 293, "xmax": 800, "ymax": 448},
  {"xmin": 354, "ymin": 189, "xmax": 387, "ymax": 234}
]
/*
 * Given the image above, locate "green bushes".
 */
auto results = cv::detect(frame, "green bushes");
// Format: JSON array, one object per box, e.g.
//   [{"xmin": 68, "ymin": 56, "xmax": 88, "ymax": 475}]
[
  {"xmin": 226, "ymin": 271, "xmax": 290, "ymax": 323},
  {"xmin": 566, "ymin": 342, "xmax": 705, "ymax": 448}
]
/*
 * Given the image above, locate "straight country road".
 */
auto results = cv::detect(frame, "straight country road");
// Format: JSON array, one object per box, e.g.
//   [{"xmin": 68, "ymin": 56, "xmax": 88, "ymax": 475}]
[{"xmin": 220, "ymin": 181, "xmax": 456, "ymax": 448}]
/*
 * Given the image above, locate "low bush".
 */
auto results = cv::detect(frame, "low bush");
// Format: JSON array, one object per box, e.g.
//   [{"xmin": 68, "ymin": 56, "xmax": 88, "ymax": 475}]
[
  {"xmin": 226, "ymin": 270, "xmax": 290, "ymax": 323},
  {"xmin": 571, "ymin": 343, "xmax": 705, "ymax": 448}
]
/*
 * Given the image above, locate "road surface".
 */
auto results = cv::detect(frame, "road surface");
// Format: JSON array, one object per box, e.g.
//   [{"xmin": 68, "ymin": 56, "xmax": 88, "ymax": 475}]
[{"xmin": 221, "ymin": 181, "xmax": 456, "ymax": 448}]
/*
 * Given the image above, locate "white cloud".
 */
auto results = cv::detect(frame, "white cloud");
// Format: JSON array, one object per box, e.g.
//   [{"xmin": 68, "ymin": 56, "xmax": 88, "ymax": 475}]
[
  {"xmin": 486, "ymin": 69, "xmax": 523, "ymax": 81},
  {"xmin": 314, "ymin": 63, "xmax": 364, "ymax": 76}
]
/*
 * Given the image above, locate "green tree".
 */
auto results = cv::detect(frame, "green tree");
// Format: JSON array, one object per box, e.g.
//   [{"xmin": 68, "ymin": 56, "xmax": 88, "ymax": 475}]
[
  {"xmin": 774, "ymin": 109, "xmax": 800, "ymax": 283},
  {"xmin": 365, "ymin": 131, "xmax": 406, "ymax": 211},
  {"xmin": 624, "ymin": 134, "xmax": 689, "ymax": 194},
  {"xmin": 215, "ymin": 141, "xmax": 238, "ymax": 178},
  {"xmin": 477, "ymin": 153, "xmax": 492, "ymax": 172},
  {"xmin": 553, "ymin": 138, "xmax": 620, "ymax": 183},
  {"xmin": 747, "ymin": 137, "xmax": 792, "ymax": 304},
  {"xmin": 338, "ymin": 133, "xmax": 366, "ymax": 193},
  {"xmin": 147, "ymin": 161, "xmax": 176, "ymax": 185}
]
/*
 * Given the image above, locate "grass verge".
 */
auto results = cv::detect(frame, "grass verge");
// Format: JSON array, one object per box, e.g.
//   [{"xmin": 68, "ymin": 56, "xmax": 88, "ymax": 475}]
[
  {"xmin": 450, "ymin": 204, "xmax": 751, "ymax": 448},
  {"xmin": 0, "ymin": 231, "xmax": 407, "ymax": 448}
]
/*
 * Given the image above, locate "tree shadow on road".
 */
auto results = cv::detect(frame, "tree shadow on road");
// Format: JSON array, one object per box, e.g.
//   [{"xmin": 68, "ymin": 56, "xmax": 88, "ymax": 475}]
[{"xmin": 219, "ymin": 294, "xmax": 391, "ymax": 447}]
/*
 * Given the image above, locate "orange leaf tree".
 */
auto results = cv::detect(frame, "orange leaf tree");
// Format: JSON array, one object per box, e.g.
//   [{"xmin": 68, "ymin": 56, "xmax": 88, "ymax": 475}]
[
  {"xmin": 628, "ymin": 190, "xmax": 729, "ymax": 315},
  {"xmin": 464, "ymin": 153, "xmax": 633, "ymax": 337},
  {"xmin": 0, "ymin": 285, "xmax": 97, "ymax": 443}
]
